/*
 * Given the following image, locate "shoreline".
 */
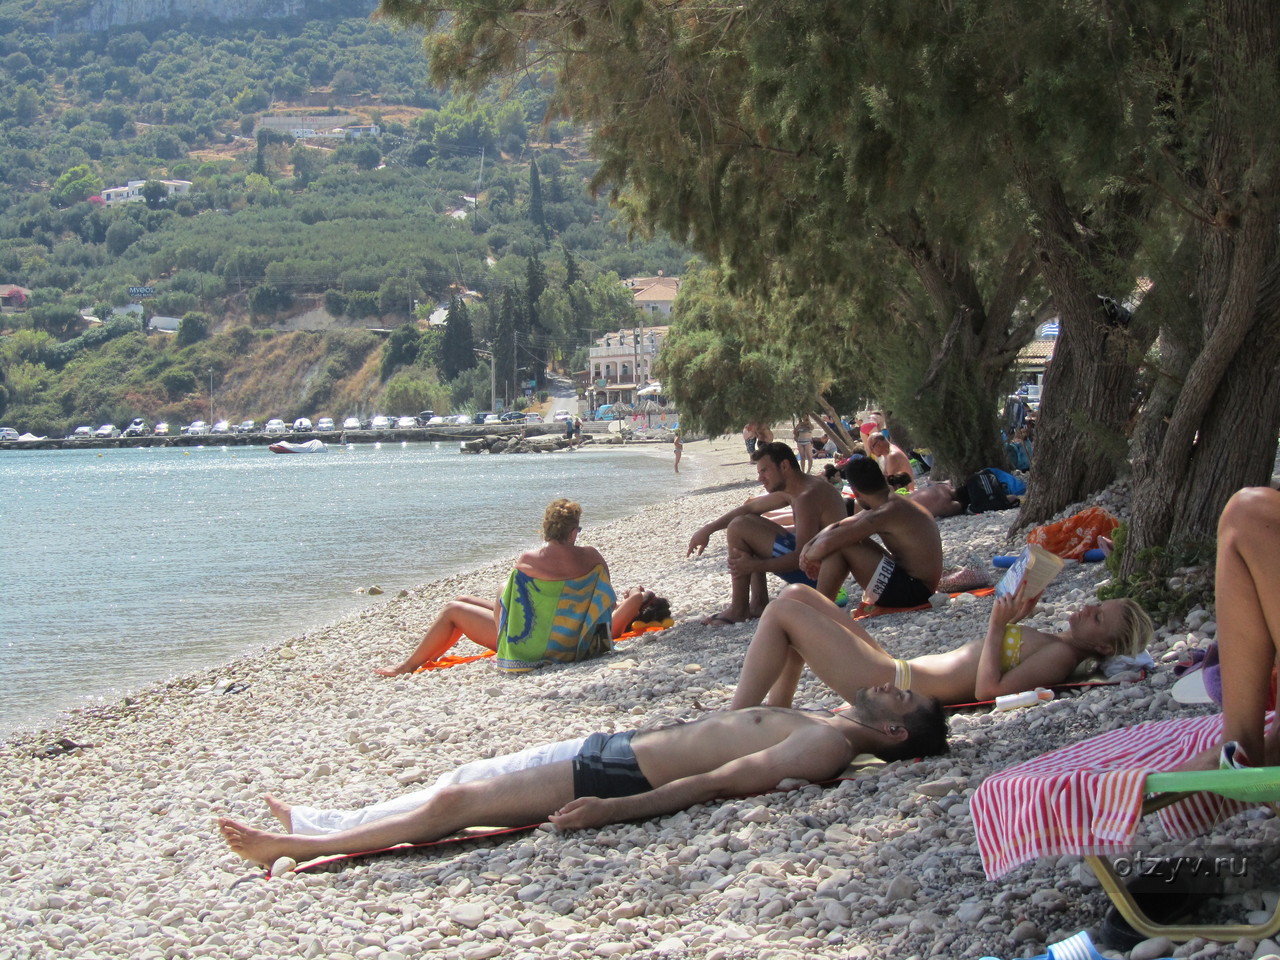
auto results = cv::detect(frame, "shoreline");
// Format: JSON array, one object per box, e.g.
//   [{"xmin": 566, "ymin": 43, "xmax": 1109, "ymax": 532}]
[
  {"xmin": 0, "ymin": 438, "xmax": 704, "ymax": 741},
  {"xmin": 1, "ymin": 441, "xmax": 1253, "ymax": 960}
]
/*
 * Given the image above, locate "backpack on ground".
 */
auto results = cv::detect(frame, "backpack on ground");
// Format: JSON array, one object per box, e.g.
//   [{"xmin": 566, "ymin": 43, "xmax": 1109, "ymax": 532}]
[{"xmin": 963, "ymin": 469, "xmax": 1014, "ymax": 513}]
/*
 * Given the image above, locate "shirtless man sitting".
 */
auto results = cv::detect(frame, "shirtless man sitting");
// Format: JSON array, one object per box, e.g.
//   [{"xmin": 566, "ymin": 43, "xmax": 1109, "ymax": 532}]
[
  {"xmin": 219, "ymin": 687, "xmax": 949, "ymax": 867},
  {"xmin": 687, "ymin": 441, "xmax": 848, "ymax": 625},
  {"xmin": 866, "ymin": 434, "xmax": 916, "ymax": 492},
  {"xmin": 799, "ymin": 458, "xmax": 942, "ymax": 608}
]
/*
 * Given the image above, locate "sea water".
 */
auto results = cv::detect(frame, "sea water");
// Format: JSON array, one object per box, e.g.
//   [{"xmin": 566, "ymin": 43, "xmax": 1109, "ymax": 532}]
[{"xmin": 1, "ymin": 440, "xmax": 692, "ymax": 737}]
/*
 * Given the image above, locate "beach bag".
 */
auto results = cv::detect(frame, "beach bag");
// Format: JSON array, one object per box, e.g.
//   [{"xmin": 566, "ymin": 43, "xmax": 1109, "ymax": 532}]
[
  {"xmin": 964, "ymin": 469, "xmax": 1013, "ymax": 513},
  {"xmin": 1026, "ymin": 506, "xmax": 1119, "ymax": 560},
  {"xmin": 986, "ymin": 467, "xmax": 1026, "ymax": 496}
]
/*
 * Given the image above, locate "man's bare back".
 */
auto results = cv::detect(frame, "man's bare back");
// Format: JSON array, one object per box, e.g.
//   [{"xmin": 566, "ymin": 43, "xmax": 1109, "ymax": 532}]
[
  {"xmin": 800, "ymin": 458, "xmax": 943, "ymax": 602},
  {"xmin": 859, "ymin": 495, "xmax": 943, "ymax": 585}
]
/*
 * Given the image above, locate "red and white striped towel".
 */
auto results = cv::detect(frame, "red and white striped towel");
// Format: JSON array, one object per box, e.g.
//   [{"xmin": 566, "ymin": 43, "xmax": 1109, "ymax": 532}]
[{"xmin": 972, "ymin": 714, "xmax": 1259, "ymax": 879}]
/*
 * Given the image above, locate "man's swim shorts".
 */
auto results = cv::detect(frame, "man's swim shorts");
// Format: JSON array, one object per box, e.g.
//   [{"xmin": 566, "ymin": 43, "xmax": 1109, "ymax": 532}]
[
  {"xmin": 771, "ymin": 531, "xmax": 819, "ymax": 588},
  {"xmin": 572, "ymin": 730, "xmax": 654, "ymax": 799},
  {"xmin": 866, "ymin": 555, "xmax": 933, "ymax": 608}
]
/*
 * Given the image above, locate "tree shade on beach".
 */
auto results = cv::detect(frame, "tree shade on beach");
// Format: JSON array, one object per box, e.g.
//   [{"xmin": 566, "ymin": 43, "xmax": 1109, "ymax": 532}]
[{"xmin": 379, "ymin": 0, "xmax": 1280, "ymax": 569}]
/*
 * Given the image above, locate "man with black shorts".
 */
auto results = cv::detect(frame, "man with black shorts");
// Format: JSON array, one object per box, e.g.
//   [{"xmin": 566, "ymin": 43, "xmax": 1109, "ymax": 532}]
[
  {"xmin": 799, "ymin": 458, "xmax": 942, "ymax": 607},
  {"xmin": 219, "ymin": 688, "xmax": 948, "ymax": 867}
]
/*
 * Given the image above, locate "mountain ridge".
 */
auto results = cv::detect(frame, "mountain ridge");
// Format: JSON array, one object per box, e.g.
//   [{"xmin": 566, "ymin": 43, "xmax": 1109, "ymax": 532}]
[{"xmin": 30, "ymin": 0, "xmax": 378, "ymax": 33}]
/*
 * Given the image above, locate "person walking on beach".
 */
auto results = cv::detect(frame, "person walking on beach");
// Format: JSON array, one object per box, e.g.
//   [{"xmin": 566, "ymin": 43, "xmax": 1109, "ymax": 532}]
[
  {"xmin": 219, "ymin": 687, "xmax": 949, "ymax": 867},
  {"xmin": 374, "ymin": 500, "xmax": 655, "ymax": 676},
  {"xmin": 794, "ymin": 416, "xmax": 814, "ymax": 474},
  {"xmin": 673, "ymin": 430, "xmax": 683, "ymax": 473},
  {"xmin": 687, "ymin": 442, "xmax": 847, "ymax": 625}
]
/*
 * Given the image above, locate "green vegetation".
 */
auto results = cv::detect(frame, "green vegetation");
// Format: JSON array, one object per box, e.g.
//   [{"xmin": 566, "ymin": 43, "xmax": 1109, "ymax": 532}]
[
  {"xmin": 1097, "ymin": 525, "xmax": 1216, "ymax": 626},
  {"xmin": 386, "ymin": 0, "xmax": 1280, "ymax": 584},
  {"xmin": 0, "ymin": 2, "xmax": 691, "ymax": 432}
]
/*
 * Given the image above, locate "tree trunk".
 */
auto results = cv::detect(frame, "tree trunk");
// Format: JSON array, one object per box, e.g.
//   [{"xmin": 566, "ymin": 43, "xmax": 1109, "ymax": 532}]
[
  {"xmin": 1013, "ymin": 175, "xmax": 1153, "ymax": 528},
  {"xmin": 1120, "ymin": 0, "xmax": 1280, "ymax": 573},
  {"xmin": 879, "ymin": 222, "xmax": 1040, "ymax": 480}
]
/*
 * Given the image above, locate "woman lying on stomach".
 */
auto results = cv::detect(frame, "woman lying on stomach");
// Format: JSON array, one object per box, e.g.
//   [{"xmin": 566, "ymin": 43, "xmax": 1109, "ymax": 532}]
[{"xmin": 729, "ymin": 582, "xmax": 1151, "ymax": 708}]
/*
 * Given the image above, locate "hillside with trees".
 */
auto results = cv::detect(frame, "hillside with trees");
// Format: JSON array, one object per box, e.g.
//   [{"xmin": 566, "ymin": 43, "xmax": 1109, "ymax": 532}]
[{"xmin": 0, "ymin": 0, "xmax": 691, "ymax": 433}]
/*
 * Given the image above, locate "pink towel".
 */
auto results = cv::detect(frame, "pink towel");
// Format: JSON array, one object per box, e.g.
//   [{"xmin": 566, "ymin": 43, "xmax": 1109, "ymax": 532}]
[{"xmin": 972, "ymin": 714, "xmax": 1255, "ymax": 879}]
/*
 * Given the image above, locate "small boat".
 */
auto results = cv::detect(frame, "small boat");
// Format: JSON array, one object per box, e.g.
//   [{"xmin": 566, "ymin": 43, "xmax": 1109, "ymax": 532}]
[{"xmin": 269, "ymin": 439, "xmax": 328, "ymax": 454}]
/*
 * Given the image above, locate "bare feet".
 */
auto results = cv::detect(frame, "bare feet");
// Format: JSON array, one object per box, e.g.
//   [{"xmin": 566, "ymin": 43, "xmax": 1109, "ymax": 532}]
[
  {"xmin": 374, "ymin": 665, "xmax": 411, "ymax": 677},
  {"xmin": 264, "ymin": 794, "xmax": 292, "ymax": 831},
  {"xmin": 699, "ymin": 611, "xmax": 746, "ymax": 627},
  {"xmin": 219, "ymin": 817, "xmax": 297, "ymax": 867}
]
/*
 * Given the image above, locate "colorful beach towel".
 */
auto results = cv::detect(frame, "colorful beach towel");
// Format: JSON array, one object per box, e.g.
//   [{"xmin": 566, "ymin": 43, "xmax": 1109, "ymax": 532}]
[
  {"xmin": 495, "ymin": 565, "xmax": 616, "ymax": 672},
  {"xmin": 1027, "ymin": 506, "xmax": 1119, "ymax": 561},
  {"xmin": 972, "ymin": 713, "xmax": 1265, "ymax": 879}
]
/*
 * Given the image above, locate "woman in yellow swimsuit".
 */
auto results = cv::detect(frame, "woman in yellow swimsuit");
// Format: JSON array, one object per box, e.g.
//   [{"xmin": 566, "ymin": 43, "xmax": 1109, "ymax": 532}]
[{"xmin": 730, "ymin": 582, "xmax": 1152, "ymax": 709}]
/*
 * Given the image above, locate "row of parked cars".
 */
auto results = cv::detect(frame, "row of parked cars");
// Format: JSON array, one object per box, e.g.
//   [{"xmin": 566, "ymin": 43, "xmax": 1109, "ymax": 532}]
[{"xmin": 61, "ymin": 409, "xmax": 555, "ymax": 440}]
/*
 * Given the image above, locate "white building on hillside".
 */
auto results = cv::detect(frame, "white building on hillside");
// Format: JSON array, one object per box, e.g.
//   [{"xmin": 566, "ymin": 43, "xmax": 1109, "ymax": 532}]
[
  {"xmin": 587, "ymin": 325, "xmax": 668, "ymax": 407},
  {"xmin": 624, "ymin": 275, "xmax": 680, "ymax": 318},
  {"xmin": 100, "ymin": 179, "xmax": 193, "ymax": 206}
]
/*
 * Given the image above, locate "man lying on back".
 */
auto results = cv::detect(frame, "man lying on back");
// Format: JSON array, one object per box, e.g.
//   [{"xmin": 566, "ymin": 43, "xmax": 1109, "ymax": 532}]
[{"xmin": 220, "ymin": 687, "xmax": 948, "ymax": 867}]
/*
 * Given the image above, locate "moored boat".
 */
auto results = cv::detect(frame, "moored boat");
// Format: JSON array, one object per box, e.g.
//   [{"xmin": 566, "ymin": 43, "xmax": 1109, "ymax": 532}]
[{"xmin": 268, "ymin": 439, "xmax": 328, "ymax": 454}]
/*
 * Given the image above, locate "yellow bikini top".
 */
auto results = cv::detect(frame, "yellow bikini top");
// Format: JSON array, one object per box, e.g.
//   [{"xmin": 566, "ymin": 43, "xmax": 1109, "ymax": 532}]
[{"xmin": 1001, "ymin": 624, "xmax": 1025, "ymax": 673}]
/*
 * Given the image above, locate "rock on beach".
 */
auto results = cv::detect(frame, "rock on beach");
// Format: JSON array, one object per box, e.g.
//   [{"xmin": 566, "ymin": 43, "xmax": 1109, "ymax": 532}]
[{"xmin": 0, "ymin": 437, "xmax": 1262, "ymax": 959}]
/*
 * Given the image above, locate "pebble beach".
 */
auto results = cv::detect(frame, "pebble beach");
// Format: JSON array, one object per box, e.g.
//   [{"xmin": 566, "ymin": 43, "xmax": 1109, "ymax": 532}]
[{"xmin": 2, "ymin": 436, "xmax": 1272, "ymax": 960}]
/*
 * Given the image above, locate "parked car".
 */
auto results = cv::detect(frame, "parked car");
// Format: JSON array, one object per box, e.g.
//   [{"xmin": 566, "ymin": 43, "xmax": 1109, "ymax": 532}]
[
  {"xmin": 0, "ymin": 426, "xmax": 19, "ymax": 441},
  {"xmin": 553, "ymin": 410, "xmax": 573, "ymax": 422},
  {"xmin": 499, "ymin": 411, "xmax": 526, "ymax": 423},
  {"xmin": 264, "ymin": 419, "xmax": 287, "ymax": 434},
  {"xmin": 424, "ymin": 415, "xmax": 447, "ymax": 425},
  {"xmin": 316, "ymin": 417, "xmax": 335, "ymax": 432},
  {"xmin": 122, "ymin": 418, "xmax": 148, "ymax": 437},
  {"xmin": 153, "ymin": 422, "xmax": 169, "ymax": 436},
  {"xmin": 185, "ymin": 421, "xmax": 209, "ymax": 435},
  {"xmin": 95, "ymin": 423, "xmax": 120, "ymax": 437},
  {"xmin": 235, "ymin": 420, "xmax": 257, "ymax": 434},
  {"xmin": 292, "ymin": 417, "xmax": 313, "ymax": 432},
  {"xmin": 449, "ymin": 414, "xmax": 472, "ymax": 424},
  {"xmin": 72, "ymin": 426, "xmax": 93, "ymax": 437},
  {"xmin": 369, "ymin": 415, "xmax": 391, "ymax": 430},
  {"xmin": 483, "ymin": 414, "xmax": 503, "ymax": 424},
  {"xmin": 395, "ymin": 416, "xmax": 418, "ymax": 428},
  {"xmin": 524, "ymin": 412, "xmax": 544, "ymax": 423},
  {"xmin": 416, "ymin": 410, "xmax": 436, "ymax": 426},
  {"xmin": 473, "ymin": 412, "xmax": 495, "ymax": 424},
  {"xmin": 342, "ymin": 416, "xmax": 362, "ymax": 430},
  {"xmin": 211, "ymin": 420, "xmax": 232, "ymax": 434}
]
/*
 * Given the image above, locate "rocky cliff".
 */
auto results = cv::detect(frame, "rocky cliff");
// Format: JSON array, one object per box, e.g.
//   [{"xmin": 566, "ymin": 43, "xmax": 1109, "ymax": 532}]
[{"xmin": 54, "ymin": 0, "xmax": 376, "ymax": 33}]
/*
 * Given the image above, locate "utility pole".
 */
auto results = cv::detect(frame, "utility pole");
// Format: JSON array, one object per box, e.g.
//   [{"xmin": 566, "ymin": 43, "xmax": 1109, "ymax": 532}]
[
  {"xmin": 208, "ymin": 368, "xmax": 214, "ymax": 424},
  {"xmin": 474, "ymin": 345, "xmax": 496, "ymax": 411}
]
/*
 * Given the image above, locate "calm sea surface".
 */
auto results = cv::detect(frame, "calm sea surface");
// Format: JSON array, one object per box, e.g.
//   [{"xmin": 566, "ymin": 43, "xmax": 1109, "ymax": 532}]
[{"xmin": 1, "ymin": 441, "xmax": 693, "ymax": 738}]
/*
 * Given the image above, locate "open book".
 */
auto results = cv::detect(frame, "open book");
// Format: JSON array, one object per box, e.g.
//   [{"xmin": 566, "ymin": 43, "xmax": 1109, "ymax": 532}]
[{"xmin": 994, "ymin": 543, "xmax": 1065, "ymax": 599}]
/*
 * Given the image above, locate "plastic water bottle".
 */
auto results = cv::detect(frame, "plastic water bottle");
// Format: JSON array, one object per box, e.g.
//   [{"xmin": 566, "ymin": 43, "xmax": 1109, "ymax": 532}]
[{"xmin": 994, "ymin": 687, "xmax": 1054, "ymax": 711}]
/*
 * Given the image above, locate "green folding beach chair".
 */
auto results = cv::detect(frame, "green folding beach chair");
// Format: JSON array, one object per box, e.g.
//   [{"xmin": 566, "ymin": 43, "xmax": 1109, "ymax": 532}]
[{"xmin": 1084, "ymin": 766, "xmax": 1280, "ymax": 943}]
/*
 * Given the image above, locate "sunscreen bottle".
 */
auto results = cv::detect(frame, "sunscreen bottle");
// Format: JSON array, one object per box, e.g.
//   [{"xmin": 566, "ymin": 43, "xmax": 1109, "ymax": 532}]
[{"xmin": 994, "ymin": 687, "xmax": 1054, "ymax": 711}]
